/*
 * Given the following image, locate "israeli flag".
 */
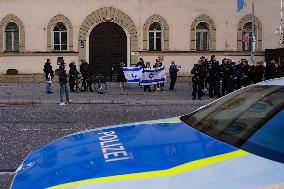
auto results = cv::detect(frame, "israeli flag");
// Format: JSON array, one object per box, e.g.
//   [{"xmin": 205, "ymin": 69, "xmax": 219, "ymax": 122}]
[
  {"xmin": 140, "ymin": 67, "xmax": 166, "ymax": 85},
  {"xmin": 123, "ymin": 67, "xmax": 143, "ymax": 83},
  {"xmin": 237, "ymin": 0, "xmax": 246, "ymax": 11}
]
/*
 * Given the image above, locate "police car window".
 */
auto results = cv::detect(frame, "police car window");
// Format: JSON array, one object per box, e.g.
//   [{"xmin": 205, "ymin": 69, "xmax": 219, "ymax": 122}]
[{"xmin": 180, "ymin": 85, "xmax": 284, "ymax": 163}]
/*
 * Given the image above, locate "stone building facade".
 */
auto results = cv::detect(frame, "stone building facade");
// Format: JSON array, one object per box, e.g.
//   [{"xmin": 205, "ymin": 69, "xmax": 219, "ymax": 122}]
[{"xmin": 0, "ymin": 0, "xmax": 281, "ymax": 78}]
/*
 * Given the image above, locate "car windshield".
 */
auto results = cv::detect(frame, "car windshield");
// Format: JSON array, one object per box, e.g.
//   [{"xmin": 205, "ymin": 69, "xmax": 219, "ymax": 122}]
[{"xmin": 181, "ymin": 85, "xmax": 284, "ymax": 164}]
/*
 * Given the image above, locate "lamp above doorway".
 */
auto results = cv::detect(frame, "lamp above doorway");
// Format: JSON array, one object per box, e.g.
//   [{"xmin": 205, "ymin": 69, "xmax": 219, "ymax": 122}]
[{"xmin": 103, "ymin": 17, "xmax": 113, "ymax": 22}]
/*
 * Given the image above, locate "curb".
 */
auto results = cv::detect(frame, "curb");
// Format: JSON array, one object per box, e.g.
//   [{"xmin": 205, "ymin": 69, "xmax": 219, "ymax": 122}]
[{"xmin": 0, "ymin": 99, "xmax": 212, "ymax": 106}]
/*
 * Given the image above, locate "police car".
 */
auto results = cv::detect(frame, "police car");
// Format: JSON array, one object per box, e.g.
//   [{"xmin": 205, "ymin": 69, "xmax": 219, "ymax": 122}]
[{"xmin": 11, "ymin": 79, "xmax": 284, "ymax": 189}]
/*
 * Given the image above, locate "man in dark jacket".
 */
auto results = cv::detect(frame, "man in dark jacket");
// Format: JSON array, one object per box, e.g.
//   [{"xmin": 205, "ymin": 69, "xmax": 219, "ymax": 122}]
[
  {"xmin": 43, "ymin": 59, "xmax": 54, "ymax": 94},
  {"xmin": 191, "ymin": 60, "xmax": 206, "ymax": 100},
  {"xmin": 265, "ymin": 59, "xmax": 278, "ymax": 80},
  {"xmin": 58, "ymin": 61, "xmax": 70, "ymax": 105},
  {"xmin": 80, "ymin": 60, "xmax": 93, "ymax": 92},
  {"xmin": 69, "ymin": 61, "xmax": 79, "ymax": 92},
  {"xmin": 253, "ymin": 61, "xmax": 265, "ymax": 83},
  {"xmin": 221, "ymin": 58, "xmax": 235, "ymax": 96},
  {"xmin": 117, "ymin": 62, "xmax": 127, "ymax": 91},
  {"xmin": 169, "ymin": 61, "xmax": 179, "ymax": 91},
  {"xmin": 208, "ymin": 55, "xmax": 221, "ymax": 98},
  {"xmin": 136, "ymin": 58, "xmax": 145, "ymax": 68}
]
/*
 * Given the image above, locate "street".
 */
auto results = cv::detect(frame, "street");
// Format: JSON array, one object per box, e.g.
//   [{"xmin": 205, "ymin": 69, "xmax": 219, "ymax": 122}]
[{"xmin": 0, "ymin": 82, "xmax": 212, "ymax": 188}]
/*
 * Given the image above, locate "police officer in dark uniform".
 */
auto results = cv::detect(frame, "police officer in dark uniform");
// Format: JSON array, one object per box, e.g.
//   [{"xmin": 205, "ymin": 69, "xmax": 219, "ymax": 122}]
[
  {"xmin": 277, "ymin": 60, "xmax": 284, "ymax": 78},
  {"xmin": 265, "ymin": 59, "xmax": 278, "ymax": 80},
  {"xmin": 191, "ymin": 60, "xmax": 206, "ymax": 100},
  {"xmin": 253, "ymin": 61, "xmax": 265, "ymax": 83},
  {"xmin": 221, "ymin": 58, "xmax": 235, "ymax": 96},
  {"xmin": 69, "ymin": 61, "xmax": 79, "ymax": 92},
  {"xmin": 241, "ymin": 59, "xmax": 253, "ymax": 87},
  {"xmin": 208, "ymin": 55, "xmax": 221, "ymax": 98},
  {"xmin": 80, "ymin": 60, "xmax": 94, "ymax": 92}
]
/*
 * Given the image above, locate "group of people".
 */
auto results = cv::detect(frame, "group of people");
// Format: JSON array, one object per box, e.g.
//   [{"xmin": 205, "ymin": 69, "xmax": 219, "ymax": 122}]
[
  {"xmin": 43, "ymin": 55, "xmax": 283, "ymax": 104},
  {"xmin": 43, "ymin": 59, "xmax": 93, "ymax": 105},
  {"xmin": 191, "ymin": 55, "xmax": 284, "ymax": 100},
  {"xmin": 118, "ymin": 58, "xmax": 179, "ymax": 92}
]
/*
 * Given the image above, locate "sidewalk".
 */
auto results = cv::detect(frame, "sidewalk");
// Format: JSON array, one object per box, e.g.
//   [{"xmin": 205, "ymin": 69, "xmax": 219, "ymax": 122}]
[{"xmin": 0, "ymin": 82, "xmax": 214, "ymax": 105}]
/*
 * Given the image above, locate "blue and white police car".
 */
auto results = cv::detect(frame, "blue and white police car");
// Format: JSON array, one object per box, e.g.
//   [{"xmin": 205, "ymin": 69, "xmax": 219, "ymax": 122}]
[{"xmin": 11, "ymin": 79, "xmax": 284, "ymax": 189}]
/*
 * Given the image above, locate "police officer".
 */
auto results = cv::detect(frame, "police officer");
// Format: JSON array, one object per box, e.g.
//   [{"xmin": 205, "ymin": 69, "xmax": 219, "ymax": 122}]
[
  {"xmin": 221, "ymin": 58, "xmax": 235, "ymax": 96},
  {"xmin": 240, "ymin": 59, "xmax": 253, "ymax": 87},
  {"xmin": 191, "ymin": 60, "xmax": 206, "ymax": 100},
  {"xmin": 277, "ymin": 60, "xmax": 284, "ymax": 78},
  {"xmin": 208, "ymin": 55, "xmax": 221, "ymax": 98},
  {"xmin": 169, "ymin": 61, "xmax": 179, "ymax": 91},
  {"xmin": 80, "ymin": 60, "xmax": 93, "ymax": 92},
  {"xmin": 253, "ymin": 61, "xmax": 265, "ymax": 83},
  {"xmin": 265, "ymin": 59, "xmax": 278, "ymax": 80},
  {"xmin": 69, "ymin": 61, "xmax": 79, "ymax": 92}
]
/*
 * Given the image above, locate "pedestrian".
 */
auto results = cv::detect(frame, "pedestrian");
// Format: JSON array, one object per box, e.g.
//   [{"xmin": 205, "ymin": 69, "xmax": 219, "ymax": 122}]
[
  {"xmin": 208, "ymin": 55, "xmax": 221, "ymax": 98},
  {"xmin": 265, "ymin": 59, "xmax": 278, "ymax": 80},
  {"xmin": 136, "ymin": 58, "xmax": 145, "ymax": 88},
  {"xmin": 58, "ymin": 61, "xmax": 71, "ymax": 105},
  {"xmin": 117, "ymin": 62, "xmax": 127, "ymax": 91},
  {"xmin": 169, "ymin": 61, "xmax": 179, "ymax": 91},
  {"xmin": 153, "ymin": 59, "xmax": 165, "ymax": 92},
  {"xmin": 80, "ymin": 59, "xmax": 94, "ymax": 92},
  {"xmin": 191, "ymin": 60, "xmax": 206, "ymax": 100},
  {"xmin": 276, "ymin": 60, "xmax": 284, "ymax": 78},
  {"xmin": 253, "ymin": 61, "xmax": 265, "ymax": 83},
  {"xmin": 221, "ymin": 58, "xmax": 235, "ymax": 96},
  {"xmin": 241, "ymin": 59, "xmax": 253, "ymax": 87},
  {"xmin": 136, "ymin": 58, "xmax": 145, "ymax": 68},
  {"xmin": 43, "ymin": 59, "xmax": 54, "ymax": 94},
  {"xmin": 143, "ymin": 61, "xmax": 152, "ymax": 92},
  {"xmin": 69, "ymin": 61, "xmax": 79, "ymax": 92}
]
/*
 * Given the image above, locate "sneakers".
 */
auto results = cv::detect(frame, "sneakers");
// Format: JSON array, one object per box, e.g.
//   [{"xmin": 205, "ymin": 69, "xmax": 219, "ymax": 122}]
[
  {"xmin": 59, "ymin": 102, "xmax": 66, "ymax": 106},
  {"xmin": 67, "ymin": 100, "xmax": 72, "ymax": 103}
]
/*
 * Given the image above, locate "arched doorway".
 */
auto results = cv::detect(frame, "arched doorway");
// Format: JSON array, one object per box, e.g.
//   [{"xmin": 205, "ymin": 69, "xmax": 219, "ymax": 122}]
[{"xmin": 89, "ymin": 22, "xmax": 127, "ymax": 81}]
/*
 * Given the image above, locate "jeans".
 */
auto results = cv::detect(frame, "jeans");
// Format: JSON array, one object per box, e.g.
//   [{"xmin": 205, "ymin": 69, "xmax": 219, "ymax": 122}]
[
  {"xmin": 46, "ymin": 82, "xmax": 52, "ymax": 93},
  {"xmin": 60, "ymin": 83, "xmax": 70, "ymax": 103}
]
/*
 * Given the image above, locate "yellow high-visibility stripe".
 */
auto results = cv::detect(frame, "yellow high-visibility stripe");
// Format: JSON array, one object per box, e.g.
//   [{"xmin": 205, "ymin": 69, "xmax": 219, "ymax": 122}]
[{"xmin": 48, "ymin": 150, "xmax": 248, "ymax": 189}]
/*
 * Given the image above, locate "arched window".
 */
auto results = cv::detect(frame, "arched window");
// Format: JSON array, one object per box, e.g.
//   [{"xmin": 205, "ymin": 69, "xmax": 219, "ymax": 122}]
[
  {"xmin": 148, "ymin": 22, "xmax": 162, "ymax": 51},
  {"xmin": 5, "ymin": 22, "xmax": 19, "ymax": 51},
  {"xmin": 53, "ymin": 22, "xmax": 67, "ymax": 51},
  {"xmin": 196, "ymin": 22, "xmax": 210, "ymax": 51},
  {"xmin": 242, "ymin": 22, "xmax": 257, "ymax": 51}
]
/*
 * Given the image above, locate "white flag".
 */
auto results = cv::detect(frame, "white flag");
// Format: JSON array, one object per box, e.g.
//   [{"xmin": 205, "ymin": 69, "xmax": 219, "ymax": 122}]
[{"xmin": 123, "ymin": 67, "xmax": 143, "ymax": 83}]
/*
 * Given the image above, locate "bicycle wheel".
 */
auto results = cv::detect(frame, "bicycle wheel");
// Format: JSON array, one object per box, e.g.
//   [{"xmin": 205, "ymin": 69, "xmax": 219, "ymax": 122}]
[{"xmin": 94, "ymin": 80, "xmax": 107, "ymax": 94}]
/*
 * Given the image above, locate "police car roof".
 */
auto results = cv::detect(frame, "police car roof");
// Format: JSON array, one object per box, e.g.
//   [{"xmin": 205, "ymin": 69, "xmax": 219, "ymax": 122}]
[{"xmin": 258, "ymin": 78, "xmax": 284, "ymax": 86}]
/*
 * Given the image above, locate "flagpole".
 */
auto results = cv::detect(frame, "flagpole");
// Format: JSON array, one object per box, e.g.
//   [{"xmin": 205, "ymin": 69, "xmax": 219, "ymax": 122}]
[{"xmin": 251, "ymin": 1, "xmax": 255, "ymax": 65}]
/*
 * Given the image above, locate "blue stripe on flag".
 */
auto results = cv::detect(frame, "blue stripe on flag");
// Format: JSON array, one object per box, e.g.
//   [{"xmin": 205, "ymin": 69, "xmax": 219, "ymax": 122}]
[
  {"xmin": 143, "ymin": 67, "xmax": 165, "ymax": 73},
  {"xmin": 140, "ymin": 78, "xmax": 166, "ymax": 84},
  {"xmin": 127, "ymin": 79, "xmax": 141, "ymax": 83},
  {"xmin": 123, "ymin": 67, "xmax": 142, "ymax": 72}
]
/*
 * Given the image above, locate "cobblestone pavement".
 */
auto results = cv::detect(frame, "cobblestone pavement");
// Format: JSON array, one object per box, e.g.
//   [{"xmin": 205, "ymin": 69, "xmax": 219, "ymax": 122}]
[{"xmin": 0, "ymin": 82, "xmax": 215, "ymax": 188}]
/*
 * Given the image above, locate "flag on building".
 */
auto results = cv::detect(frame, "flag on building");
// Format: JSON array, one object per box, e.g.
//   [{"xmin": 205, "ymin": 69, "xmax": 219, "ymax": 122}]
[
  {"xmin": 140, "ymin": 67, "xmax": 166, "ymax": 85},
  {"xmin": 123, "ymin": 67, "xmax": 143, "ymax": 83},
  {"xmin": 237, "ymin": 0, "xmax": 246, "ymax": 11}
]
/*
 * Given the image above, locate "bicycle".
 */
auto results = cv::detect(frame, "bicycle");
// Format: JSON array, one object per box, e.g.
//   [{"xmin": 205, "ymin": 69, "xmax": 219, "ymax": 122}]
[{"xmin": 77, "ymin": 74, "xmax": 107, "ymax": 94}]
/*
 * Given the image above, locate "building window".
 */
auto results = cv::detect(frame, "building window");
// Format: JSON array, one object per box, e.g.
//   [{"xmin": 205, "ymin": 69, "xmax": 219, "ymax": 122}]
[
  {"xmin": 242, "ymin": 22, "xmax": 256, "ymax": 51},
  {"xmin": 53, "ymin": 22, "xmax": 67, "ymax": 51},
  {"xmin": 148, "ymin": 22, "xmax": 162, "ymax": 51},
  {"xmin": 5, "ymin": 22, "xmax": 19, "ymax": 51},
  {"xmin": 196, "ymin": 22, "xmax": 210, "ymax": 51}
]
